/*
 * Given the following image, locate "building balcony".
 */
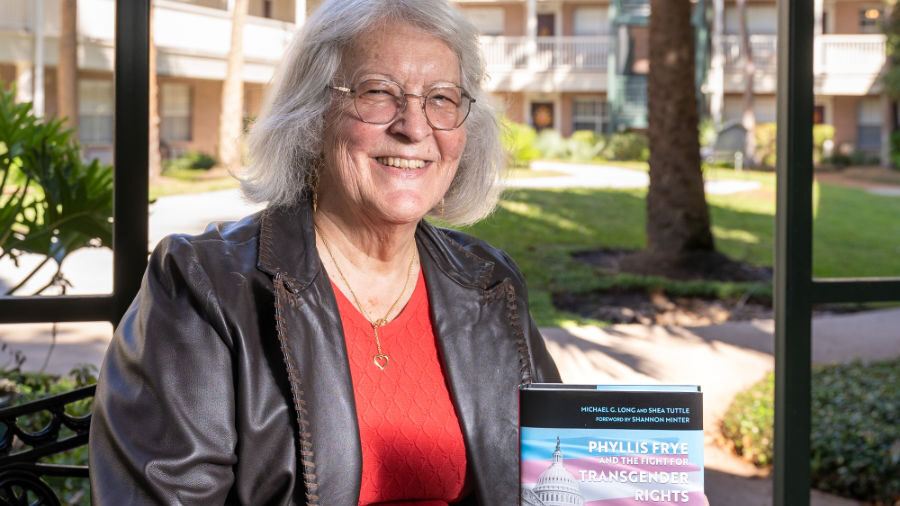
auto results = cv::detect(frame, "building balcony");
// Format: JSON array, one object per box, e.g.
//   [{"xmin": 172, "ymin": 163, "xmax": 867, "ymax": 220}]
[
  {"xmin": 719, "ymin": 33, "xmax": 886, "ymax": 96},
  {"xmin": 479, "ymin": 35, "xmax": 609, "ymax": 92},
  {"xmin": 0, "ymin": 0, "xmax": 297, "ymax": 83}
]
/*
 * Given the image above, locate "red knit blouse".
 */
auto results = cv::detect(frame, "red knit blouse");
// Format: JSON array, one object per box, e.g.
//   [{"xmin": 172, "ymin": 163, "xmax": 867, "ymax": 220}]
[{"xmin": 332, "ymin": 269, "xmax": 469, "ymax": 505}]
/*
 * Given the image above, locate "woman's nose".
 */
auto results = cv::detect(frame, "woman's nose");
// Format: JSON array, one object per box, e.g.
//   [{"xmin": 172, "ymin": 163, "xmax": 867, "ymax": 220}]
[{"xmin": 389, "ymin": 95, "xmax": 432, "ymax": 141}]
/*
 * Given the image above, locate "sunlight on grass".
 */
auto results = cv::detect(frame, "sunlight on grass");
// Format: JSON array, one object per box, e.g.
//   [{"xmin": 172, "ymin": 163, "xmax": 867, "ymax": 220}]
[
  {"xmin": 711, "ymin": 226, "xmax": 760, "ymax": 244},
  {"xmin": 498, "ymin": 200, "xmax": 586, "ymax": 232}
]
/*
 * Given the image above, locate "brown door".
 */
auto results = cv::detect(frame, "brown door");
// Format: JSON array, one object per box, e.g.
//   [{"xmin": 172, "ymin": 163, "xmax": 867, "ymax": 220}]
[
  {"xmin": 537, "ymin": 13, "xmax": 555, "ymax": 36},
  {"xmin": 531, "ymin": 102, "xmax": 554, "ymax": 131}
]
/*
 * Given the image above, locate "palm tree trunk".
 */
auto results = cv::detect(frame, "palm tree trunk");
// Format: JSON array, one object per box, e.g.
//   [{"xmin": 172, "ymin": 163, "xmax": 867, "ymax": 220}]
[
  {"xmin": 57, "ymin": 0, "xmax": 78, "ymax": 131},
  {"xmin": 737, "ymin": 0, "xmax": 756, "ymax": 167},
  {"xmin": 218, "ymin": 0, "xmax": 249, "ymax": 171},
  {"xmin": 149, "ymin": 1, "xmax": 162, "ymax": 180},
  {"xmin": 645, "ymin": 0, "xmax": 714, "ymax": 257}
]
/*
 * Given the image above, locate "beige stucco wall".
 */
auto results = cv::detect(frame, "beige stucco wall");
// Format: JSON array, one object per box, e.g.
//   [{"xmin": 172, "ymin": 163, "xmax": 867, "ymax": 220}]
[
  {"xmin": 492, "ymin": 91, "xmax": 525, "ymax": 123},
  {"xmin": 455, "ymin": 2, "xmax": 525, "ymax": 36},
  {"xmin": 0, "ymin": 64, "xmax": 15, "ymax": 91},
  {"xmin": 249, "ymin": 0, "xmax": 296, "ymax": 22},
  {"xmin": 834, "ymin": 1, "xmax": 878, "ymax": 34},
  {"xmin": 831, "ymin": 95, "xmax": 859, "ymax": 151}
]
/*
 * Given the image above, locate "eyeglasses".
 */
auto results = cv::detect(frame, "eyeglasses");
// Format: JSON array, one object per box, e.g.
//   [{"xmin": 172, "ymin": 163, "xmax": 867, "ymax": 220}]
[{"xmin": 329, "ymin": 79, "xmax": 475, "ymax": 131}]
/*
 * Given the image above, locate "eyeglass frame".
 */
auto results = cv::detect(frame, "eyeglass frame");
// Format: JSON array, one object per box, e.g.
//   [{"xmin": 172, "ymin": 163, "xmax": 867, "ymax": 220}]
[{"xmin": 328, "ymin": 79, "xmax": 476, "ymax": 131}]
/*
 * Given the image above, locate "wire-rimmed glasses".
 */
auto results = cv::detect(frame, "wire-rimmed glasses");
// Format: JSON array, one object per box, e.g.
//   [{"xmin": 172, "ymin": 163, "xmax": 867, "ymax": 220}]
[{"xmin": 329, "ymin": 79, "xmax": 475, "ymax": 131}]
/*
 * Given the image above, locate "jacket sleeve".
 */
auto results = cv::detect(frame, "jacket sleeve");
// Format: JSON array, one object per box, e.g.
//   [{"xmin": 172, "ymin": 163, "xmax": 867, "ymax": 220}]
[{"xmin": 89, "ymin": 236, "xmax": 238, "ymax": 505}]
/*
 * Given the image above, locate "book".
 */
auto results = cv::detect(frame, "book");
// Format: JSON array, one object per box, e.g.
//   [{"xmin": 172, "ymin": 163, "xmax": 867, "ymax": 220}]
[{"xmin": 519, "ymin": 383, "xmax": 704, "ymax": 505}]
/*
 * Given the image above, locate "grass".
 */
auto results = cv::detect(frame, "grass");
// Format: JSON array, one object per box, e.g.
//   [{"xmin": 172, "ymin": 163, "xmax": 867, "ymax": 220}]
[
  {"xmin": 149, "ymin": 167, "xmax": 240, "ymax": 201},
  {"xmin": 150, "ymin": 162, "xmax": 900, "ymax": 326}
]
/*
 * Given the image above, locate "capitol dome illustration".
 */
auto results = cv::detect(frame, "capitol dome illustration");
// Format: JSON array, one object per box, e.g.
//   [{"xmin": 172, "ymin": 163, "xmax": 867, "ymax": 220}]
[{"xmin": 521, "ymin": 437, "xmax": 584, "ymax": 506}]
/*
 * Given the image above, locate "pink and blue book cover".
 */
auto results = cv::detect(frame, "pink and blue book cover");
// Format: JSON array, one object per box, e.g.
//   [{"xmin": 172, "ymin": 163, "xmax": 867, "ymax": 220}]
[{"xmin": 519, "ymin": 384, "xmax": 704, "ymax": 506}]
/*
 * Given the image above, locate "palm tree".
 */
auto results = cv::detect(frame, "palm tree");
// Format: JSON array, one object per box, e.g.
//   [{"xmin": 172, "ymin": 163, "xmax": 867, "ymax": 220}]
[
  {"xmin": 57, "ymin": 0, "xmax": 78, "ymax": 131},
  {"xmin": 149, "ymin": 1, "xmax": 161, "ymax": 180},
  {"xmin": 737, "ymin": 0, "xmax": 756, "ymax": 167},
  {"xmin": 628, "ymin": 0, "xmax": 714, "ymax": 271},
  {"xmin": 218, "ymin": 0, "xmax": 249, "ymax": 171}
]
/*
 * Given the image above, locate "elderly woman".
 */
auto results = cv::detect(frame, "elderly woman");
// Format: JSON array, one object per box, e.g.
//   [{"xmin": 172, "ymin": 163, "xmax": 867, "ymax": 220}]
[{"xmin": 89, "ymin": 0, "xmax": 559, "ymax": 504}]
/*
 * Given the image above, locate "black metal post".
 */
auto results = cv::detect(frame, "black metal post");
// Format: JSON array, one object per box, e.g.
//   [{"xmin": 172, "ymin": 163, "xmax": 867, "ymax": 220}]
[
  {"xmin": 113, "ymin": 0, "xmax": 150, "ymax": 326},
  {"xmin": 774, "ymin": 0, "xmax": 814, "ymax": 504}
]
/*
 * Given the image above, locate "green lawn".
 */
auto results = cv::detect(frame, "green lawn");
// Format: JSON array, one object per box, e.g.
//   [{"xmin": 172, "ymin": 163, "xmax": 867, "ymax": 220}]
[
  {"xmin": 451, "ymin": 167, "xmax": 900, "ymax": 326},
  {"xmin": 150, "ymin": 164, "xmax": 900, "ymax": 326}
]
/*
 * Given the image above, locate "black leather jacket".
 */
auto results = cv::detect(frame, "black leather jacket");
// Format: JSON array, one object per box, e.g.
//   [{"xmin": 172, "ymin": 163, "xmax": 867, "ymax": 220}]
[{"xmin": 89, "ymin": 204, "xmax": 560, "ymax": 505}]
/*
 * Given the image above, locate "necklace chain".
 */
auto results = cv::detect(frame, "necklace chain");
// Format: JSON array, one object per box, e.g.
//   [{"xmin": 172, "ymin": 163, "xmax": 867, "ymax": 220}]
[{"xmin": 315, "ymin": 224, "xmax": 416, "ymax": 370}]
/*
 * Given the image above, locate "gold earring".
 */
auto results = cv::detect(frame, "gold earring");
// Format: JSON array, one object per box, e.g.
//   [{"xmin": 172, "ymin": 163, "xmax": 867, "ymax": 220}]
[{"xmin": 440, "ymin": 197, "xmax": 445, "ymax": 218}]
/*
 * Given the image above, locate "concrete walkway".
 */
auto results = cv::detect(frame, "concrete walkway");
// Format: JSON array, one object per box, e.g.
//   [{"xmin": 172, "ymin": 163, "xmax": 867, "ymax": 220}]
[{"xmin": 1, "ymin": 164, "xmax": 897, "ymax": 505}]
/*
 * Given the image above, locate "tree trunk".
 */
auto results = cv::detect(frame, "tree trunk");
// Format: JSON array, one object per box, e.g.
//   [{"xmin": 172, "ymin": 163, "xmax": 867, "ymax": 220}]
[
  {"xmin": 644, "ymin": 0, "xmax": 714, "ymax": 259},
  {"xmin": 57, "ymin": 0, "xmax": 78, "ymax": 131},
  {"xmin": 737, "ymin": 0, "xmax": 756, "ymax": 167},
  {"xmin": 149, "ymin": 2, "xmax": 162, "ymax": 180},
  {"xmin": 218, "ymin": 0, "xmax": 249, "ymax": 171}
]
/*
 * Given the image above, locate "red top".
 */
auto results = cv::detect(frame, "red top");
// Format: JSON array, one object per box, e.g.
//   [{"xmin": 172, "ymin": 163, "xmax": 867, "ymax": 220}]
[{"xmin": 333, "ymin": 269, "xmax": 469, "ymax": 506}]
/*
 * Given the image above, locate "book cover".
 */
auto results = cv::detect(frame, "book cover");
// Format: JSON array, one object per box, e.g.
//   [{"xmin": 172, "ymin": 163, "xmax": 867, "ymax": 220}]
[{"xmin": 519, "ymin": 384, "xmax": 704, "ymax": 505}]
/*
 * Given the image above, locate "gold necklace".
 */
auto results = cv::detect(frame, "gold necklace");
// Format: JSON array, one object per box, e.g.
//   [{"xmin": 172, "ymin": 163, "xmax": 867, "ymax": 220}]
[{"xmin": 315, "ymin": 225, "xmax": 416, "ymax": 370}]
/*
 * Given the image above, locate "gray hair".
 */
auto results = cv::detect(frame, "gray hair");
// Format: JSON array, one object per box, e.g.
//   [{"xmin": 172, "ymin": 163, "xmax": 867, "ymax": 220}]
[{"xmin": 240, "ymin": 0, "xmax": 504, "ymax": 225}]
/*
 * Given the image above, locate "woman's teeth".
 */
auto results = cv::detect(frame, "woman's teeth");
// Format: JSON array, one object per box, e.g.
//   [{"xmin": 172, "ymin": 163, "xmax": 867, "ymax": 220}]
[{"xmin": 376, "ymin": 157, "xmax": 425, "ymax": 169}]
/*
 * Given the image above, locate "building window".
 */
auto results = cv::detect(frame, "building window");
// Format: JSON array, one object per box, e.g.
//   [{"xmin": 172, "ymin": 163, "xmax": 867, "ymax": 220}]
[
  {"xmin": 161, "ymin": 83, "xmax": 192, "ymax": 143},
  {"xmin": 857, "ymin": 98, "xmax": 881, "ymax": 152},
  {"xmin": 78, "ymin": 79, "xmax": 114, "ymax": 145},
  {"xmin": 459, "ymin": 7, "xmax": 504, "ymax": 36},
  {"xmin": 263, "ymin": 0, "xmax": 272, "ymax": 18},
  {"xmin": 573, "ymin": 98, "xmax": 608, "ymax": 133},
  {"xmin": 859, "ymin": 7, "xmax": 883, "ymax": 33},
  {"xmin": 573, "ymin": 7, "xmax": 608, "ymax": 36}
]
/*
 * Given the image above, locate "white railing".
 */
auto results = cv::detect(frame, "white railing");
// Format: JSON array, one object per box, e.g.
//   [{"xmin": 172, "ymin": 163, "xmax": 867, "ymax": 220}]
[
  {"xmin": 721, "ymin": 33, "xmax": 886, "ymax": 75},
  {"xmin": 480, "ymin": 36, "xmax": 610, "ymax": 71},
  {"xmin": 815, "ymin": 34, "xmax": 886, "ymax": 74}
]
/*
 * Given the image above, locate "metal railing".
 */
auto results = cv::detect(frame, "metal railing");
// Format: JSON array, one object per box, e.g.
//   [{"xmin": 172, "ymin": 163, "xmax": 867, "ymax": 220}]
[
  {"xmin": 722, "ymin": 33, "xmax": 886, "ymax": 75},
  {"xmin": 479, "ymin": 36, "xmax": 610, "ymax": 71}
]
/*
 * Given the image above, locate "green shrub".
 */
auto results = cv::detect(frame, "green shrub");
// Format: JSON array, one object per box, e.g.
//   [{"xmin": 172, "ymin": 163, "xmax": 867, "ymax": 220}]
[
  {"xmin": 1, "ymin": 364, "xmax": 97, "ymax": 506},
  {"xmin": 163, "ymin": 150, "xmax": 217, "ymax": 172},
  {"xmin": 568, "ymin": 130, "xmax": 604, "ymax": 162},
  {"xmin": 890, "ymin": 131, "xmax": 900, "ymax": 169},
  {"xmin": 603, "ymin": 132, "xmax": 649, "ymax": 161},
  {"xmin": 813, "ymin": 124, "xmax": 835, "ymax": 165},
  {"xmin": 754, "ymin": 122, "xmax": 777, "ymax": 169},
  {"xmin": 720, "ymin": 372, "xmax": 774, "ymax": 466},
  {"xmin": 751, "ymin": 123, "xmax": 835, "ymax": 169},
  {"xmin": 698, "ymin": 117, "xmax": 717, "ymax": 149},
  {"xmin": 501, "ymin": 118, "xmax": 540, "ymax": 168},
  {"xmin": 0, "ymin": 83, "xmax": 114, "ymax": 296},
  {"xmin": 534, "ymin": 128, "xmax": 568, "ymax": 159},
  {"xmin": 720, "ymin": 358, "xmax": 900, "ymax": 504}
]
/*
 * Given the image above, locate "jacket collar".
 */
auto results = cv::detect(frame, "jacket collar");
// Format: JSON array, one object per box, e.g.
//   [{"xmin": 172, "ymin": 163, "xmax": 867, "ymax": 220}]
[{"xmin": 256, "ymin": 203, "xmax": 496, "ymax": 291}]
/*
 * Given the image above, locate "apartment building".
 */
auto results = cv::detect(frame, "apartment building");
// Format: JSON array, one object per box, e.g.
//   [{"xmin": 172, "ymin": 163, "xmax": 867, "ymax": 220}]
[
  {"xmin": 0, "ymin": 0, "xmax": 307, "ymax": 163},
  {"xmin": 459, "ymin": 0, "xmax": 889, "ymax": 159},
  {"xmin": 0, "ymin": 0, "xmax": 890, "ymax": 164}
]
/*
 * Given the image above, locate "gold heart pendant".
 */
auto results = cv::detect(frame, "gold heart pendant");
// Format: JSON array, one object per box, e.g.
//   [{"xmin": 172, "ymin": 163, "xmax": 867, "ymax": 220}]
[{"xmin": 373, "ymin": 354, "xmax": 389, "ymax": 370}]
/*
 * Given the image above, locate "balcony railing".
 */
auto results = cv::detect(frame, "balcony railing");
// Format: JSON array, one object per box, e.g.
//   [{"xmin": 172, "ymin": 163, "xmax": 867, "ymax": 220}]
[
  {"xmin": 480, "ymin": 36, "xmax": 610, "ymax": 72},
  {"xmin": 722, "ymin": 33, "xmax": 886, "ymax": 75}
]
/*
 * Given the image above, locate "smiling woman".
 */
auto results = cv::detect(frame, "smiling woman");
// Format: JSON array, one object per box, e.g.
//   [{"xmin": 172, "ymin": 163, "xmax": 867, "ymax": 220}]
[{"xmin": 87, "ymin": 0, "xmax": 560, "ymax": 505}]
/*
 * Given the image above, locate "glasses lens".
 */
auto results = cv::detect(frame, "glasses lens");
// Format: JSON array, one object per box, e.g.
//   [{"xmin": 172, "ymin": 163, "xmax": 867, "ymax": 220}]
[
  {"xmin": 354, "ymin": 80, "xmax": 402, "ymax": 124},
  {"xmin": 426, "ymin": 87, "xmax": 471, "ymax": 130}
]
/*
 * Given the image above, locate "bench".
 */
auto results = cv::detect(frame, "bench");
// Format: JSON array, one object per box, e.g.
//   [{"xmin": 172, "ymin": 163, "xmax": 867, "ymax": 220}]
[{"xmin": 0, "ymin": 385, "xmax": 95, "ymax": 505}]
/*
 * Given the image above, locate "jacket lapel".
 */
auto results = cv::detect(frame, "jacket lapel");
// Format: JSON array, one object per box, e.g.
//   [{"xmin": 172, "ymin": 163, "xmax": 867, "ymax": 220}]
[
  {"xmin": 259, "ymin": 206, "xmax": 363, "ymax": 505},
  {"xmin": 417, "ymin": 223, "xmax": 533, "ymax": 506}
]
